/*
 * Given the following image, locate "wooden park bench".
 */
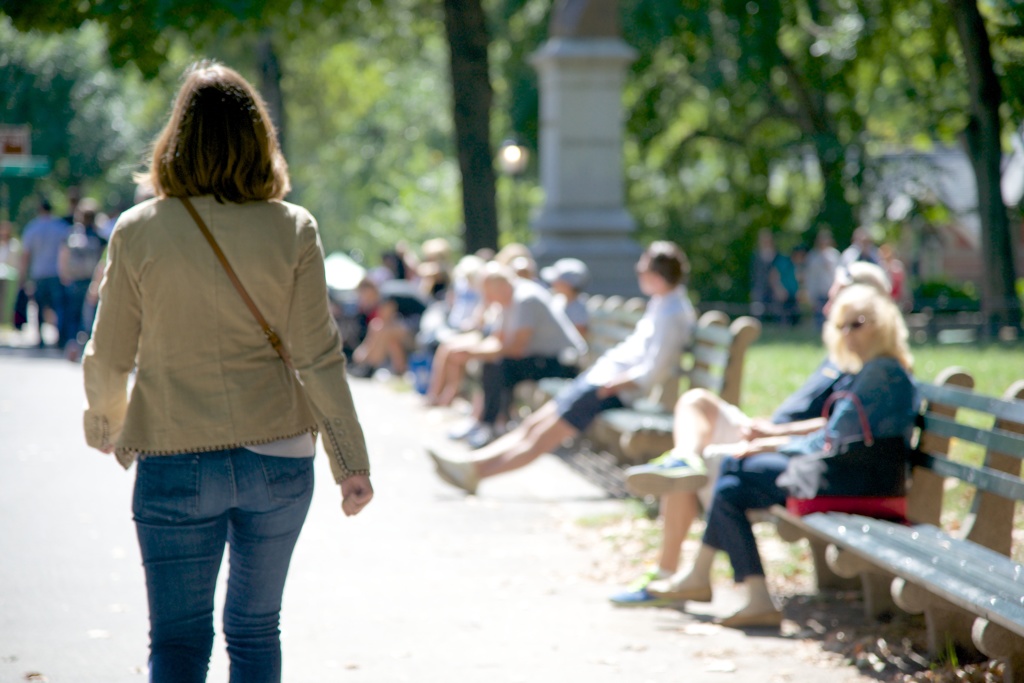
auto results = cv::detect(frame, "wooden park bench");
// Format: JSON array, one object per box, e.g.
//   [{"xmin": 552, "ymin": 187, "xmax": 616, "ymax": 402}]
[
  {"xmin": 771, "ymin": 368, "xmax": 1024, "ymax": 679},
  {"xmin": 594, "ymin": 309, "xmax": 761, "ymax": 465}
]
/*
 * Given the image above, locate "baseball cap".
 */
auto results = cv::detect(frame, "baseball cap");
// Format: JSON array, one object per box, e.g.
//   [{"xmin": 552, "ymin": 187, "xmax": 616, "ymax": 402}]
[{"xmin": 540, "ymin": 258, "xmax": 590, "ymax": 291}]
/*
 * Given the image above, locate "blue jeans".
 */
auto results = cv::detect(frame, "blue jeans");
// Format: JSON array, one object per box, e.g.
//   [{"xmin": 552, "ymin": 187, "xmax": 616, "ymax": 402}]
[
  {"xmin": 133, "ymin": 449, "xmax": 314, "ymax": 683},
  {"xmin": 62, "ymin": 278, "xmax": 91, "ymax": 346},
  {"xmin": 32, "ymin": 276, "xmax": 66, "ymax": 346},
  {"xmin": 702, "ymin": 453, "xmax": 789, "ymax": 582}
]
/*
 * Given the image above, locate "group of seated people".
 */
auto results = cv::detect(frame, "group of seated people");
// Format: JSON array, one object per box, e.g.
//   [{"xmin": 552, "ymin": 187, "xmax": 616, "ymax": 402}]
[
  {"xmin": 346, "ymin": 237, "xmax": 595, "ymax": 449},
  {"xmin": 423, "ymin": 245, "xmax": 918, "ymax": 629}
]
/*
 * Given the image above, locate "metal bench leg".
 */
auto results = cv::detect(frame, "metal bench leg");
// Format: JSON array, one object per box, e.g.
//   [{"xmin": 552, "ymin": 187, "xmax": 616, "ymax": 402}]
[
  {"xmin": 893, "ymin": 578, "xmax": 980, "ymax": 660},
  {"xmin": 973, "ymin": 619, "xmax": 1024, "ymax": 683}
]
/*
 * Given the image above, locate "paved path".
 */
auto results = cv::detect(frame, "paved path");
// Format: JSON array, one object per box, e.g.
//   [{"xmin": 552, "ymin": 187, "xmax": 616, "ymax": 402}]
[{"xmin": 0, "ymin": 352, "xmax": 874, "ymax": 682}]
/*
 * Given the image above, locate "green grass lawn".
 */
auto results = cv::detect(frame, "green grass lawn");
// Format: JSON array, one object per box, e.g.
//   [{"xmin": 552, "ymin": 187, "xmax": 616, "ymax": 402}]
[{"xmin": 737, "ymin": 326, "xmax": 1023, "ymax": 419}]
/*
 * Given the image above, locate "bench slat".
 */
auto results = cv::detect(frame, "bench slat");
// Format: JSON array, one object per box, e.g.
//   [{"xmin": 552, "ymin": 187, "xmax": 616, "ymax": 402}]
[
  {"xmin": 694, "ymin": 325, "xmax": 732, "ymax": 346},
  {"xmin": 692, "ymin": 345, "xmax": 730, "ymax": 368},
  {"xmin": 601, "ymin": 408, "xmax": 673, "ymax": 434},
  {"xmin": 788, "ymin": 510, "xmax": 1024, "ymax": 637},
  {"xmin": 919, "ymin": 414, "xmax": 1024, "ymax": 459},
  {"xmin": 911, "ymin": 451, "xmax": 1024, "ymax": 501},
  {"xmin": 689, "ymin": 368, "xmax": 724, "ymax": 393},
  {"xmin": 822, "ymin": 518, "xmax": 1024, "ymax": 598},
  {"xmin": 919, "ymin": 383, "xmax": 1024, "ymax": 424}
]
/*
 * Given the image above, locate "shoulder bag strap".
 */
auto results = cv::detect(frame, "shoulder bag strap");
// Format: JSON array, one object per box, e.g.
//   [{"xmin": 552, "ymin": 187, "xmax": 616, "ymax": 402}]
[
  {"xmin": 820, "ymin": 389, "xmax": 874, "ymax": 448},
  {"xmin": 180, "ymin": 197, "xmax": 294, "ymax": 370}
]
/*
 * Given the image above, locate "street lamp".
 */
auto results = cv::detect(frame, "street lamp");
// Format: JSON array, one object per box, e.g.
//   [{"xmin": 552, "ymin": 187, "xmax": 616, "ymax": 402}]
[
  {"xmin": 498, "ymin": 139, "xmax": 529, "ymax": 176},
  {"xmin": 498, "ymin": 139, "xmax": 530, "ymax": 237}
]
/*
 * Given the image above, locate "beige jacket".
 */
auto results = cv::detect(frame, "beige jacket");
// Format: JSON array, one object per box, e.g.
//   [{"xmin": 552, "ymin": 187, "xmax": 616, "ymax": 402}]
[{"xmin": 82, "ymin": 196, "xmax": 370, "ymax": 483}]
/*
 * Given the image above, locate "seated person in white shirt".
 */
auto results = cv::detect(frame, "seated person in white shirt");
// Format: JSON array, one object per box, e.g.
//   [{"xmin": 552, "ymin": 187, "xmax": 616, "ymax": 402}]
[{"xmin": 428, "ymin": 242, "xmax": 696, "ymax": 494}]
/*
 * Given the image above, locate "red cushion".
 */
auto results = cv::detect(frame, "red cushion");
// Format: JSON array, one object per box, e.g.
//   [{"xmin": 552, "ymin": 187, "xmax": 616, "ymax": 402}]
[{"xmin": 786, "ymin": 496, "xmax": 907, "ymax": 521}]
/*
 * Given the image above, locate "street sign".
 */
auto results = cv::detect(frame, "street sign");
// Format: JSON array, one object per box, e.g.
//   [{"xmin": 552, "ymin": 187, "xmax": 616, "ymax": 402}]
[
  {"xmin": 0, "ymin": 155, "xmax": 50, "ymax": 178},
  {"xmin": 0, "ymin": 125, "xmax": 31, "ymax": 155}
]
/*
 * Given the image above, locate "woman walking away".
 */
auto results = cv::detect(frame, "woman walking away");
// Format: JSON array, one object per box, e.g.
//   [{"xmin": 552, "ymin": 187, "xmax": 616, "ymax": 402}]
[{"xmin": 82, "ymin": 62, "xmax": 373, "ymax": 682}]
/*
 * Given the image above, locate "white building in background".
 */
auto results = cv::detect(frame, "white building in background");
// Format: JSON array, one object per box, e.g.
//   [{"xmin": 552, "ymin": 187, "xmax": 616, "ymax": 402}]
[{"xmin": 869, "ymin": 130, "xmax": 1024, "ymax": 289}]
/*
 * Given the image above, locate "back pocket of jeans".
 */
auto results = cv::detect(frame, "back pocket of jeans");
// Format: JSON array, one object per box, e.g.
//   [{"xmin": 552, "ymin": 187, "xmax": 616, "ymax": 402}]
[
  {"xmin": 259, "ymin": 456, "xmax": 314, "ymax": 503},
  {"xmin": 133, "ymin": 454, "xmax": 201, "ymax": 523}
]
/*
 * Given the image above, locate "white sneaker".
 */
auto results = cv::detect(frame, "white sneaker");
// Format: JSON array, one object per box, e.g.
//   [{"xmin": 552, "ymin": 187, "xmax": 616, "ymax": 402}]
[{"xmin": 426, "ymin": 448, "xmax": 479, "ymax": 495}]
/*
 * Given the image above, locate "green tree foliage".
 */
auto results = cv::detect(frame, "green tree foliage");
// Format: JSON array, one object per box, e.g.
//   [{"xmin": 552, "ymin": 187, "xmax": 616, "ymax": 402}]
[
  {"xmin": 614, "ymin": 0, "xmax": 1023, "ymax": 308},
  {"xmin": 282, "ymin": 4, "xmax": 461, "ymax": 257},
  {"xmin": 0, "ymin": 17, "xmax": 155, "ymax": 224}
]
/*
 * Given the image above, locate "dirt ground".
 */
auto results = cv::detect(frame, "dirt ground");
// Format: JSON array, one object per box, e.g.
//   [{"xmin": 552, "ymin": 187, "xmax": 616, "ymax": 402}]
[{"xmin": 561, "ymin": 507, "xmax": 1009, "ymax": 683}]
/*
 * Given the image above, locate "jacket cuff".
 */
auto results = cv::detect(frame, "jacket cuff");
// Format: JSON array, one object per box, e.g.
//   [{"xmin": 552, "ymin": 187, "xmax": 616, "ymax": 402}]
[
  {"xmin": 84, "ymin": 413, "xmax": 117, "ymax": 451},
  {"xmin": 320, "ymin": 417, "xmax": 371, "ymax": 483}
]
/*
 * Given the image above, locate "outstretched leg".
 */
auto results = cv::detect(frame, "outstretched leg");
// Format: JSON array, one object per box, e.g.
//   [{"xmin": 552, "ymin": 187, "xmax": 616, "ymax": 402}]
[{"xmin": 473, "ymin": 410, "xmax": 579, "ymax": 479}]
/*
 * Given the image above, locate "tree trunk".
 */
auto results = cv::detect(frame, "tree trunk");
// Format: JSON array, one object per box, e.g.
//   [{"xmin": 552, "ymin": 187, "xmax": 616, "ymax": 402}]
[
  {"xmin": 815, "ymin": 148, "xmax": 857, "ymax": 246},
  {"xmin": 949, "ymin": 0, "xmax": 1022, "ymax": 331},
  {"xmin": 257, "ymin": 31, "xmax": 287, "ymax": 155},
  {"xmin": 443, "ymin": 0, "xmax": 499, "ymax": 253}
]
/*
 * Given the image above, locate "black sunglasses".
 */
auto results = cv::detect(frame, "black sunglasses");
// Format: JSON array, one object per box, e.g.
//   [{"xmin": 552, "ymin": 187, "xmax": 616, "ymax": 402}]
[{"xmin": 836, "ymin": 315, "xmax": 868, "ymax": 333}]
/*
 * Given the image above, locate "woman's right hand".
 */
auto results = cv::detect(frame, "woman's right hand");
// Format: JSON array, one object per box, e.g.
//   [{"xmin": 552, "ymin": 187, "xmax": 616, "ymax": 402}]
[{"xmin": 341, "ymin": 474, "xmax": 374, "ymax": 517}]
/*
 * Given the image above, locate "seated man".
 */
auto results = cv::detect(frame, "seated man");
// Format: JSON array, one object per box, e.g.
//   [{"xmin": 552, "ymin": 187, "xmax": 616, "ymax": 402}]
[
  {"xmin": 428, "ymin": 241, "xmax": 696, "ymax": 493},
  {"xmin": 446, "ymin": 262, "xmax": 588, "ymax": 448},
  {"xmin": 609, "ymin": 261, "xmax": 892, "ymax": 608}
]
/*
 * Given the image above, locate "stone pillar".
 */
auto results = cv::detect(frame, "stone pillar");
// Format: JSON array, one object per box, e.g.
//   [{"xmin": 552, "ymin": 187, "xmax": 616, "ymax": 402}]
[{"xmin": 529, "ymin": 5, "xmax": 642, "ymax": 296}]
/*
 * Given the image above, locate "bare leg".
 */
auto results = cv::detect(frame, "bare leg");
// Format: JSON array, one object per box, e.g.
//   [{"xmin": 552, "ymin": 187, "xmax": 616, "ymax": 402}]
[
  {"xmin": 353, "ymin": 328, "xmax": 388, "ymax": 368},
  {"xmin": 473, "ymin": 409, "xmax": 578, "ymax": 479},
  {"xmin": 437, "ymin": 351, "xmax": 469, "ymax": 407},
  {"xmin": 672, "ymin": 388, "xmax": 729, "ymax": 456},
  {"xmin": 425, "ymin": 342, "xmax": 451, "ymax": 404},
  {"xmin": 653, "ymin": 389, "xmax": 736, "ymax": 572},
  {"xmin": 656, "ymin": 491, "xmax": 700, "ymax": 573},
  {"xmin": 380, "ymin": 325, "xmax": 409, "ymax": 374},
  {"xmin": 468, "ymin": 401, "xmax": 559, "ymax": 462}
]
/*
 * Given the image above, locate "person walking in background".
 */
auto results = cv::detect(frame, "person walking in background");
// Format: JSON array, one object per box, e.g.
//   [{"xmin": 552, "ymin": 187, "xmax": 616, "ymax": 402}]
[
  {"xmin": 804, "ymin": 229, "xmax": 841, "ymax": 329},
  {"xmin": 749, "ymin": 229, "xmax": 793, "ymax": 323},
  {"xmin": 879, "ymin": 243, "xmax": 909, "ymax": 310},
  {"xmin": 0, "ymin": 220, "xmax": 21, "ymax": 327},
  {"xmin": 19, "ymin": 197, "xmax": 70, "ymax": 348},
  {"xmin": 841, "ymin": 226, "xmax": 880, "ymax": 266},
  {"xmin": 82, "ymin": 62, "xmax": 372, "ymax": 683},
  {"xmin": 59, "ymin": 198, "xmax": 108, "ymax": 359}
]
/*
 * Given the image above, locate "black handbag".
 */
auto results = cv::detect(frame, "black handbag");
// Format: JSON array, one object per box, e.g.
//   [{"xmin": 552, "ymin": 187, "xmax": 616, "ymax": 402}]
[{"xmin": 776, "ymin": 391, "xmax": 912, "ymax": 500}]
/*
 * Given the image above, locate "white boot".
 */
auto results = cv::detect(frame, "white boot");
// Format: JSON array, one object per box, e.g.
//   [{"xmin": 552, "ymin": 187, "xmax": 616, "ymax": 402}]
[
  {"xmin": 717, "ymin": 575, "xmax": 782, "ymax": 628},
  {"xmin": 646, "ymin": 544, "xmax": 715, "ymax": 602}
]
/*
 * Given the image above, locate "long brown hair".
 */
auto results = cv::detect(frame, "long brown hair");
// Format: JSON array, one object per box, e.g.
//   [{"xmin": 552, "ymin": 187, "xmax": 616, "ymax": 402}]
[{"xmin": 142, "ymin": 61, "xmax": 290, "ymax": 203}]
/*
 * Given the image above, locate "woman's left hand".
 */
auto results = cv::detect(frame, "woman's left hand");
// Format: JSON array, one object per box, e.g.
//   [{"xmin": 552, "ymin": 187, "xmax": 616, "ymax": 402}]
[{"xmin": 733, "ymin": 436, "xmax": 792, "ymax": 459}]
